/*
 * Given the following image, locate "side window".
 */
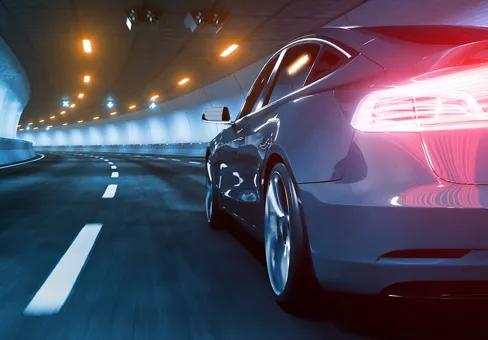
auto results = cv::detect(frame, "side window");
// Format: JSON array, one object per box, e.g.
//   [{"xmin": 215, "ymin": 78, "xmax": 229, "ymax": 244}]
[
  {"xmin": 267, "ymin": 43, "xmax": 320, "ymax": 104},
  {"xmin": 306, "ymin": 45, "xmax": 347, "ymax": 84},
  {"xmin": 239, "ymin": 56, "xmax": 279, "ymax": 118}
]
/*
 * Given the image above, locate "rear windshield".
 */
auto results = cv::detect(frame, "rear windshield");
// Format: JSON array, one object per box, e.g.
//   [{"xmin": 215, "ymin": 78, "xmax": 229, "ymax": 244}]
[{"xmin": 362, "ymin": 26, "xmax": 488, "ymax": 45}]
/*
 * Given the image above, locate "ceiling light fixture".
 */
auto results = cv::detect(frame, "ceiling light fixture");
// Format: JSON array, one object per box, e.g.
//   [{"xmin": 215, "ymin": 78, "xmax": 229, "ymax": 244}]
[
  {"xmin": 50, "ymin": 115, "xmax": 55, "ymax": 119},
  {"xmin": 39, "ymin": 119, "xmax": 45, "ymax": 123},
  {"xmin": 110, "ymin": 111, "xmax": 117, "ymax": 116},
  {"xmin": 19, "ymin": 128, "xmax": 24, "ymax": 131},
  {"xmin": 28, "ymin": 122, "xmax": 33, "ymax": 125},
  {"xmin": 33, "ymin": 127, "xmax": 38, "ymax": 130},
  {"xmin": 93, "ymin": 116, "xmax": 100, "ymax": 120},
  {"xmin": 83, "ymin": 39, "xmax": 92, "ymax": 53},
  {"xmin": 62, "ymin": 100, "xmax": 70, "ymax": 108},
  {"xmin": 150, "ymin": 95, "xmax": 160, "ymax": 101},
  {"xmin": 63, "ymin": 123, "xmax": 68, "ymax": 126},
  {"xmin": 220, "ymin": 44, "xmax": 239, "ymax": 57},
  {"xmin": 70, "ymin": 104, "xmax": 76, "ymax": 108},
  {"xmin": 178, "ymin": 78, "xmax": 190, "ymax": 86},
  {"xmin": 77, "ymin": 120, "xmax": 83, "ymax": 123},
  {"xmin": 26, "ymin": 126, "xmax": 31, "ymax": 131},
  {"xmin": 60, "ymin": 111, "xmax": 66, "ymax": 115},
  {"xmin": 78, "ymin": 93, "xmax": 85, "ymax": 99},
  {"xmin": 129, "ymin": 104, "xmax": 137, "ymax": 109},
  {"xmin": 84, "ymin": 75, "xmax": 91, "ymax": 83}
]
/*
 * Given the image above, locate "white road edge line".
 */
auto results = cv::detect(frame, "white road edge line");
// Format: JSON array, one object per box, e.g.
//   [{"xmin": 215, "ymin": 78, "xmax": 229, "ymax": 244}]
[
  {"xmin": 111, "ymin": 172, "xmax": 119, "ymax": 178},
  {"xmin": 171, "ymin": 159, "xmax": 180, "ymax": 161},
  {"xmin": 24, "ymin": 223, "xmax": 103, "ymax": 316},
  {"xmin": 189, "ymin": 161, "xmax": 201, "ymax": 165},
  {"xmin": 102, "ymin": 184, "xmax": 117, "ymax": 198},
  {"xmin": 111, "ymin": 165, "xmax": 117, "ymax": 170},
  {"xmin": 108, "ymin": 162, "xmax": 113, "ymax": 165},
  {"xmin": 0, "ymin": 154, "xmax": 45, "ymax": 170}
]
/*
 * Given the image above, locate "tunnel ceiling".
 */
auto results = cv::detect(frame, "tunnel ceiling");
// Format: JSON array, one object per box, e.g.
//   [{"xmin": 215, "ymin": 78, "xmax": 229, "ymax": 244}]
[{"xmin": 0, "ymin": 0, "xmax": 366, "ymax": 126}]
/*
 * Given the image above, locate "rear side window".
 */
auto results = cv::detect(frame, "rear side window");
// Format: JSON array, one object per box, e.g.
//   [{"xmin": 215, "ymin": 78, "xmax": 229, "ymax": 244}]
[
  {"xmin": 267, "ymin": 43, "xmax": 320, "ymax": 104},
  {"xmin": 306, "ymin": 45, "xmax": 347, "ymax": 84}
]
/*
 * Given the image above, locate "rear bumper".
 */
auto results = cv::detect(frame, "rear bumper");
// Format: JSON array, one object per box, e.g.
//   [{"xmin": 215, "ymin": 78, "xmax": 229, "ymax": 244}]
[{"xmin": 299, "ymin": 181, "xmax": 488, "ymax": 296}]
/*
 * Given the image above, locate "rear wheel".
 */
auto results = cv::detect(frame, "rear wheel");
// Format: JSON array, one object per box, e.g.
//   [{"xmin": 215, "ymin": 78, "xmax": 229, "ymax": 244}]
[
  {"xmin": 205, "ymin": 159, "xmax": 226, "ymax": 229},
  {"xmin": 264, "ymin": 163, "xmax": 317, "ymax": 308}
]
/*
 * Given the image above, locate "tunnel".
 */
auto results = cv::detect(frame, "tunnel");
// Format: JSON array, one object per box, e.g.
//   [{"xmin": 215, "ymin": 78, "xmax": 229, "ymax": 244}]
[{"xmin": 3, "ymin": 0, "xmax": 488, "ymax": 339}]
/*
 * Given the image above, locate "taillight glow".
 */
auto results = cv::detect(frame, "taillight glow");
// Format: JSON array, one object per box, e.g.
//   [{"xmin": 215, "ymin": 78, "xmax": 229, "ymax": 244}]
[{"xmin": 352, "ymin": 65, "xmax": 488, "ymax": 132}]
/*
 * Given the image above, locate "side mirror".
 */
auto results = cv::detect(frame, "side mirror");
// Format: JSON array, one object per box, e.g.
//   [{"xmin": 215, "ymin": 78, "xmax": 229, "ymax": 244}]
[{"xmin": 202, "ymin": 107, "xmax": 232, "ymax": 124}]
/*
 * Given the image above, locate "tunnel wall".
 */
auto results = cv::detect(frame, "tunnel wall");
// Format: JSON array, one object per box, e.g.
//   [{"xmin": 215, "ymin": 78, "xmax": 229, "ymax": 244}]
[
  {"xmin": 19, "ymin": 0, "xmax": 488, "ymax": 157},
  {"xmin": 0, "ymin": 37, "xmax": 33, "ymax": 165},
  {"xmin": 0, "ymin": 138, "xmax": 35, "ymax": 166}
]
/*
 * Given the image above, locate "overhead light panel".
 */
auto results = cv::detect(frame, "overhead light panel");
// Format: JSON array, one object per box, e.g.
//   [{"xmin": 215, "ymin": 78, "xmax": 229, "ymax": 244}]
[
  {"xmin": 60, "ymin": 111, "xmax": 66, "ymax": 115},
  {"xmin": 77, "ymin": 120, "xmax": 83, "ymax": 123},
  {"xmin": 288, "ymin": 55, "xmax": 310, "ymax": 75},
  {"xmin": 33, "ymin": 127, "xmax": 38, "ymax": 130},
  {"xmin": 78, "ymin": 93, "xmax": 85, "ymax": 99},
  {"xmin": 93, "ymin": 116, "xmax": 100, "ymax": 120},
  {"xmin": 110, "ymin": 111, "xmax": 117, "ymax": 116},
  {"xmin": 62, "ymin": 100, "xmax": 70, "ymax": 108},
  {"xmin": 19, "ymin": 128, "xmax": 24, "ymax": 131},
  {"xmin": 84, "ymin": 75, "xmax": 91, "ymax": 83},
  {"xmin": 50, "ymin": 115, "xmax": 55, "ymax": 119},
  {"xmin": 28, "ymin": 122, "xmax": 33, "ymax": 125},
  {"xmin": 150, "ymin": 95, "xmax": 160, "ymax": 101},
  {"xmin": 83, "ymin": 39, "xmax": 92, "ymax": 53},
  {"xmin": 129, "ymin": 104, "xmax": 137, "ymax": 110},
  {"xmin": 178, "ymin": 78, "xmax": 190, "ymax": 86},
  {"xmin": 220, "ymin": 44, "xmax": 239, "ymax": 57},
  {"xmin": 70, "ymin": 104, "xmax": 76, "ymax": 108},
  {"xmin": 62, "ymin": 123, "xmax": 68, "ymax": 126},
  {"xmin": 39, "ymin": 119, "xmax": 45, "ymax": 123}
]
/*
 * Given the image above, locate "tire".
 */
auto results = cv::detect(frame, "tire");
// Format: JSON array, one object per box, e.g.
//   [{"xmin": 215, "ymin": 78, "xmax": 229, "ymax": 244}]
[
  {"xmin": 205, "ymin": 159, "xmax": 227, "ymax": 229},
  {"xmin": 264, "ymin": 163, "xmax": 317, "ymax": 309}
]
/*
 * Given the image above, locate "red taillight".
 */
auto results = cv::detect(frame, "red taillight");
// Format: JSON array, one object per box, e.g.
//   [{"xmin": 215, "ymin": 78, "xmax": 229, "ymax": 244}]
[{"xmin": 351, "ymin": 65, "xmax": 488, "ymax": 132}]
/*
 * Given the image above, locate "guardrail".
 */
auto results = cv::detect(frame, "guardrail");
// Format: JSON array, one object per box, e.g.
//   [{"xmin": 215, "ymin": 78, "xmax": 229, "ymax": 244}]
[
  {"xmin": 35, "ymin": 142, "xmax": 208, "ymax": 157},
  {"xmin": 0, "ymin": 138, "xmax": 35, "ymax": 166}
]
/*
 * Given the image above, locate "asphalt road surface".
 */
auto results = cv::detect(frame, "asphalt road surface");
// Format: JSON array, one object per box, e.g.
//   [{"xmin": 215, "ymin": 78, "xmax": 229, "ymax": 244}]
[{"xmin": 2, "ymin": 152, "xmax": 488, "ymax": 340}]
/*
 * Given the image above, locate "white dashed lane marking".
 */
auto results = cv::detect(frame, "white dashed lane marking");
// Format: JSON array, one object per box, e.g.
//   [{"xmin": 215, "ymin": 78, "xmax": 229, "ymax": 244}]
[
  {"xmin": 108, "ymin": 162, "xmax": 114, "ymax": 165},
  {"xmin": 24, "ymin": 223, "xmax": 103, "ymax": 316},
  {"xmin": 111, "ymin": 172, "xmax": 119, "ymax": 178},
  {"xmin": 189, "ymin": 161, "xmax": 201, "ymax": 165},
  {"xmin": 102, "ymin": 184, "xmax": 117, "ymax": 198},
  {"xmin": 111, "ymin": 165, "xmax": 117, "ymax": 170}
]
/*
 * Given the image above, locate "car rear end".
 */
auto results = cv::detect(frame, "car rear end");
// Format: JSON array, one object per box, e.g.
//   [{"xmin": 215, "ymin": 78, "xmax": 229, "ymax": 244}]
[{"xmin": 301, "ymin": 26, "xmax": 488, "ymax": 298}]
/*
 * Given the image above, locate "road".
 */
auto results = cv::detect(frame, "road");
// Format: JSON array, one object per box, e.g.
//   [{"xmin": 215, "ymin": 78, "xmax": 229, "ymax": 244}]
[{"xmin": 1, "ymin": 152, "xmax": 488, "ymax": 340}]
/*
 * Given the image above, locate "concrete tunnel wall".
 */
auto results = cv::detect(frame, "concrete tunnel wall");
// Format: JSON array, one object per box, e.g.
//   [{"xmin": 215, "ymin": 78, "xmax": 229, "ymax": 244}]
[
  {"xmin": 0, "ymin": 37, "xmax": 32, "ymax": 165},
  {"xmin": 18, "ymin": 0, "xmax": 488, "ymax": 157}
]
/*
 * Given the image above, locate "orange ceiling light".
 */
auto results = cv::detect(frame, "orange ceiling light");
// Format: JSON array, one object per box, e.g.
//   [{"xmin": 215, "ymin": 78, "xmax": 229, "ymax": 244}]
[
  {"xmin": 93, "ymin": 116, "xmax": 100, "ymax": 120},
  {"xmin": 288, "ymin": 55, "xmax": 310, "ymax": 75},
  {"xmin": 78, "ymin": 93, "xmax": 85, "ymax": 99},
  {"xmin": 60, "ymin": 110, "xmax": 66, "ymax": 115},
  {"xmin": 129, "ymin": 104, "xmax": 137, "ymax": 110},
  {"xmin": 83, "ymin": 75, "xmax": 91, "ymax": 83},
  {"xmin": 50, "ymin": 115, "xmax": 55, "ymax": 120},
  {"xmin": 70, "ymin": 103, "xmax": 76, "ymax": 108},
  {"xmin": 109, "ymin": 111, "xmax": 117, "ymax": 116},
  {"xmin": 150, "ymin": 95, "xmax": 160, "ymax": 101},
  {"xmin": 39, "ymin": 119, "xmax": 45, "ymax": 123},
  {"xmin": 220, "ymin": 44, "xmax": 239, "ymax": 57},
  {"xmin": 77, "ymin": 120, "xmax": 84, "ymax": 123},
  {"xmin": 82, "ymin": 39, "xmax": 92, "ymax": 53},
  {"xmin": 62, "ymin": 123, "xmax": 68, "ymax": 126},
  {"xmin": 178, "ymin": 78, "xmax": 190, "ymax": 86}
]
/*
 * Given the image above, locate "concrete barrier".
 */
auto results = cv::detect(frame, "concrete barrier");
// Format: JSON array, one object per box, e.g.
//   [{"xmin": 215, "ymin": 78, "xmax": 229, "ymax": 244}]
[
  {"xmin": 36, "ymin": 142, "xmax": 207, "ymax": 157},
  {"xmin": 0, "ymin": 138, "xmax": 35, "ymax": 166}
]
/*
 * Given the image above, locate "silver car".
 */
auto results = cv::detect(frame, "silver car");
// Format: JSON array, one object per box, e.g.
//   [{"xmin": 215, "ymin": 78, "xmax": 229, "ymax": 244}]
[{"xmin": 203, "ymin": 25, "xmax": 488, "ymax": 307}]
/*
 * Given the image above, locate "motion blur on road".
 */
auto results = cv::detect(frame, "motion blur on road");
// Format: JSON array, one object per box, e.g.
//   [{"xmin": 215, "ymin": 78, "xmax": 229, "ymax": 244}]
[{"xmin": 4, "ymin": 0, "xmax": 488, "ymax": 339}]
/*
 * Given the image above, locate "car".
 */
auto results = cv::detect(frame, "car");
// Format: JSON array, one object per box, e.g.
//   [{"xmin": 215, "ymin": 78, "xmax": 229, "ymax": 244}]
[{"xmin": 202, "ymin": 25, "xmax": 488, "ymax": 307}]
